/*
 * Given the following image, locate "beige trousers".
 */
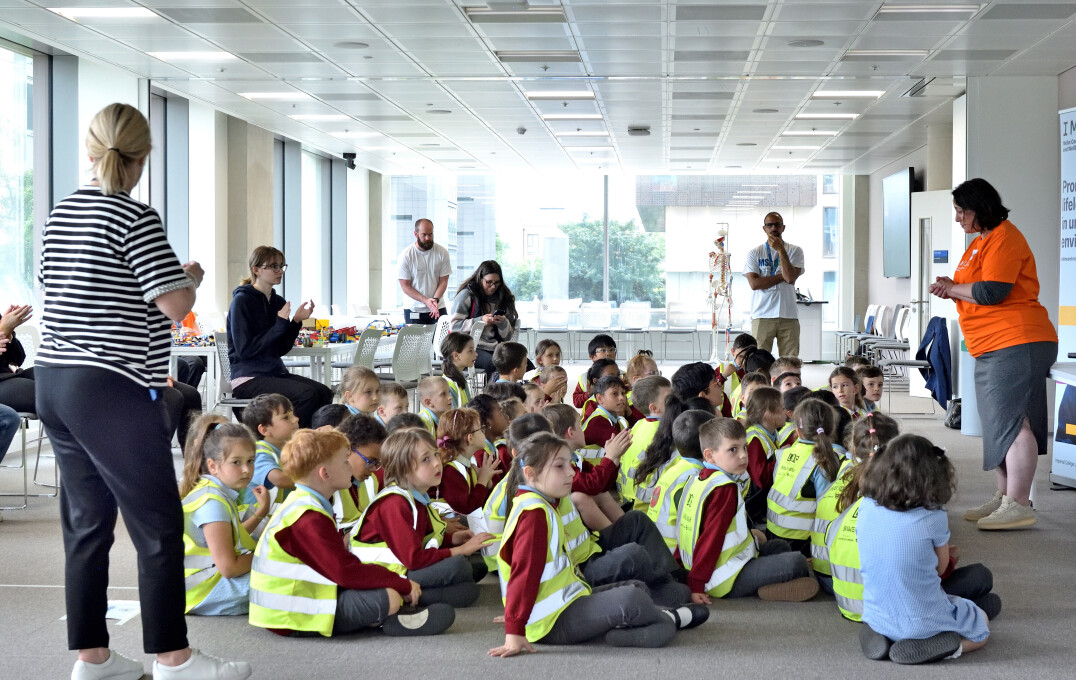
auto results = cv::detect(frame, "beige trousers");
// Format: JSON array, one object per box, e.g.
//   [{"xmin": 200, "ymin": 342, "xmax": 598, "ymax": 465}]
[{"xmin": 751, "ymin": 317, "xmax": 800, "ymax": 358}]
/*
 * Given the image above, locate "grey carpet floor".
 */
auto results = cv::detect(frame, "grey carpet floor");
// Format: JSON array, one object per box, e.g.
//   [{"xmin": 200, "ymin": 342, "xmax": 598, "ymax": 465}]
[{"xmin": 2, "ymin": 364, "xmax": 1074, "ymax": 679}]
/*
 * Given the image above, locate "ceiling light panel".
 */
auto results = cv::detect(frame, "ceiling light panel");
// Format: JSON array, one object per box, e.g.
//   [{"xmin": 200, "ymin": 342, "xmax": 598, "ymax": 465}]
[
  {"xmin": 773, "ymin": 3, "xmax": 878, "ymax": 22},
  {"xmin": 464, "ymin": 7, "xmax": 566, "ymax": 23},
  {"xmin": 154, "ymin": 7, "xmax": 262, "ymax": 24},
  {"xmin": 47, "ymin": 7, "xmax": 158, "ymax": 21}
]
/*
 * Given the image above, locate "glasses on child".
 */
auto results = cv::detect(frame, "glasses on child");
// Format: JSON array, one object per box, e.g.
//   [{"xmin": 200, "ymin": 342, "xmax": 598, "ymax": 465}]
[
  {"xmin": 260, "ymin": 263, "xmax": 288, "ymax": 272},
  {"xmin": 351, "ymin": 448, "xmax": 382, "ymax": 470}
]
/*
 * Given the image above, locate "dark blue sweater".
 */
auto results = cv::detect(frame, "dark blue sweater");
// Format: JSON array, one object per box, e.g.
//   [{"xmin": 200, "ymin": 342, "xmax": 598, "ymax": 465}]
[{"xmin": 226, "ymin": 284, "xmax": 301, "ymax": 380}]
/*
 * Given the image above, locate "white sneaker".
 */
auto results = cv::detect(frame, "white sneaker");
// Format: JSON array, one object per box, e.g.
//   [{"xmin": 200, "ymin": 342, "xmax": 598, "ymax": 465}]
[
  {"xmin": 72, "ymin": 650, "xmax": 144, "ymax": 680},
  {"xmin": 963, "ymin": 490, "xmax": 1003, "ymax": 521},
  {"xmin": 977, "ymin": 495, "xmax": 1036, "ymax": 530},
  {"xmin": 151, "ymin": 649, "xmax": 251, "ymax": 680}
]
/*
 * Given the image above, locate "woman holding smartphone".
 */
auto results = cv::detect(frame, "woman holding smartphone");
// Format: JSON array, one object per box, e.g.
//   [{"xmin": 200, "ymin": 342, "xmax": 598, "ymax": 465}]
[{"xmin": 449, "ymin": 260, "xmax": 526, "ymax": 375}]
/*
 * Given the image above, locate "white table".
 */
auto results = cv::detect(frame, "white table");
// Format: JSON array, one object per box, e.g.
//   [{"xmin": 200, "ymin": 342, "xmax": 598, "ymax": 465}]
[
  {"xmin": 169, "ymin": 345, "xmax": 219, "ymax": 410},
  {"xmin": 285, "ymin": 344, "xmax": 358, "ymax": 387}
]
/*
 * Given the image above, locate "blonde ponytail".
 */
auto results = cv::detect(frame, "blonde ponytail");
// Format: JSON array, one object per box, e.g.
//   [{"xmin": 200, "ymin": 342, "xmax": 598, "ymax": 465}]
[{"xmin": 86, "ymin": 103, "xmax": 151, "ymax": 196}]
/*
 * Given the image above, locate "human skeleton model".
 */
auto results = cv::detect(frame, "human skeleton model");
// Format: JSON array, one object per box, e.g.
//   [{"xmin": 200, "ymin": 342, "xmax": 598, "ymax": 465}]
[{"xmin": 707, "ymin": 226, "xmax": 733, "ymax": 363}]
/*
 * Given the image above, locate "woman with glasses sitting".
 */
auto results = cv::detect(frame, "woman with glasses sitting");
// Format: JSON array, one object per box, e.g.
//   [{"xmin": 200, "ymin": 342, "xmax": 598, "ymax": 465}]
[
  {"xmin": 227, "ymin": 246, "xmax": 333, "ymax": 427},
  {"xmin": 449, "ymin": 260, "xmax": 528, "ymax": 376}
]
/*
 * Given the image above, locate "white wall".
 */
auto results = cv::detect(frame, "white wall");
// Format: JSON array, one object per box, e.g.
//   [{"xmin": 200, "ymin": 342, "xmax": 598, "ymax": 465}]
[
  {"xmin": 866, "ymin": 146, "xmax": 928, "ymax": 310},
  {"xmin": 77, "ymin": 60, "xmax": 138, "ymax": 187},
  {"xmin": 187, "ymin": 102, "xmax": 229, "ymax": 317}
]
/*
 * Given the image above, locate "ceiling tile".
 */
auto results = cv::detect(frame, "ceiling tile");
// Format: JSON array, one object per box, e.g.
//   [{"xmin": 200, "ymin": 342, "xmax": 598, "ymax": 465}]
[{"xmin": 154, "ymin": 7, "xmax": 262, "ymax": 23}]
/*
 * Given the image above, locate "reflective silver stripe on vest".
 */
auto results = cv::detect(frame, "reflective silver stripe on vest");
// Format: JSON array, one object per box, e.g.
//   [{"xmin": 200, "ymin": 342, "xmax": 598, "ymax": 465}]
[
  {"xmin": 835, "ymin": 593, "xmax": 863, "ymax": 615},
  {"xmin": 184, "ymin": 554, "xmax": 216, "ymax": 570},
  {"xmin": 655, "ymin": 467, "xmax": 698, "ymax": 540},
  {"xmin": 252, "ymin": 555, "xmax": 336, "ymax": 586},
  {"xmin": 766, "ymin": 508, "xmax": 814, "ymax": 532},
  {"xmin": 811, "ymin": 543, "xmax": 829, "ymax": 563},
  {"xmin": 678, "ymin": 474, "xmax": 755, "ymax": 592},
  {"xmin": 829, "ymin": 563, "xmax": 863, "ymax": 585},
  {"xmin": 184, "ymin": 567, "xmax": 218, "ymax": 590},
  {"xmin": 767, "ymin": 485, "xmax": 818, "ymax": 514},
  {"xmin": 249, "ymin": 589, "xmax": 337, "ymax": 616},
  {"xmin": 350, "ymin": 545, "xmax": 405, "ymax": 568},
  {"xmin": 560, "ymin": 503, "xmax": 587, "ymax": 553},
  {"xmin": 811, "ymin": 516, "xmax": 832, "ymax": 561}
]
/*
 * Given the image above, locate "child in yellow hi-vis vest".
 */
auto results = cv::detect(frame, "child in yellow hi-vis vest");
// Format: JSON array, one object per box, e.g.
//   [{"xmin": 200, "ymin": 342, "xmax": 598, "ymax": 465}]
[
  {"xmin": 488, "ymin": 432, "xmax": 707, "ymax": 658},
  {"xmin": 180, "ymin": 415, "xmax": 269, "ymax": 615},
  {"xmin": 680, "ymin": 418, "xmax": 817, "ymax": 603}
]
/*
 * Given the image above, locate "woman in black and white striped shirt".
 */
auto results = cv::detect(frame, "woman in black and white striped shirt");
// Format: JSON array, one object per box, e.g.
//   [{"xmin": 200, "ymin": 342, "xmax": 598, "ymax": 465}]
[{"xmin": 36, "ymin": 103, "xmax": 251, "ymax": 680}]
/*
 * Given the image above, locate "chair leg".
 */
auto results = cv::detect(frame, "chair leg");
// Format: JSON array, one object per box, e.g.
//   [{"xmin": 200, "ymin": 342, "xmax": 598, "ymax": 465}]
[
  {"xmin": 0, "ymin": 419, "xmax": 29, "ymax": 510},
  {"xmin": 32, "ymin": 433, "xmax": 59, "ymax": 496}
]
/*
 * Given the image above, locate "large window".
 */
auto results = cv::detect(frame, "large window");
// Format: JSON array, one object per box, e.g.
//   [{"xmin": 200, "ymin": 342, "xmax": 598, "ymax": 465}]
[
  {"xmin": 0, "ymin": 44, "xmax": 34, "ymax": 307},
  {"xmin": 301, "ymin": 150, "xmax": 329, "ymax": 303},
  {"xmin": 822, "ymin": 206, "xmax": 838, "ymax": 258}
]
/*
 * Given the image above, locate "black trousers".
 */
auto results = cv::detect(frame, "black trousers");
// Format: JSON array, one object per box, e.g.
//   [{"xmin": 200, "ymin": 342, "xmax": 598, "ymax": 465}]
[
  {"xmin": 0, "ymin": 366, "xmax": 35, "ymax": 413},
  {"xmin": 161, "ymin": 380, "xmax": 202, "ymax": 451},
  {"xmin": 404, "ymin": 308, "xmax": 447, "ymax": 325},
  {"xmin": 232, "ymin": 373, "xmax": 333, "ymax": 428},
  {"xmin": 35, "ymin": 365, "xmax": 189, "ymax": 653}
]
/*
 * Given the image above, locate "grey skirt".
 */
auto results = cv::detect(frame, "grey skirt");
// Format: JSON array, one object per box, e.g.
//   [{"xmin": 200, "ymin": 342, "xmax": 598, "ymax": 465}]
[{"xmin": 973, "ymin": 340, "xmax": 1057, "ymax": 471}]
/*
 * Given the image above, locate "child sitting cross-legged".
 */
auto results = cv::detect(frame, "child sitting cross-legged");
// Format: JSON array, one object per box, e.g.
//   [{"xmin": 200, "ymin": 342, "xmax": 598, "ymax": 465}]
[
  {"xmin": 857, "ymin": 435, "xmax": 1001, "ymax": 665},
  {"xmin": 489, "ymin": 432, "xmax": 706, "ymax": 658},
  {"xmin": 181, "ymin": 416, "xmax": 270, "ymax": 615},
  {"xmin": 579, "ymin": 358, "xmax": 621, "ymax": 420},
  {"xmin": 467, "ymin": 393, "xmax": 513, "ymax": 484},
  {"xmin": 617, "ymin": 376, "xmax": 672, "ymax": 509},
  {"xmin": 243, "ymin": 393, "xmax": 300, "ymax": 506},
  {"xmin": 376, "ymin": 382, "xmax": 409, "ymax": 427},
  {"xmin": 773, "ymin": 371, "xmax": 803, "ymax": 393},
  {"xmin": 856, "ymin": 365, "xmax": 885, "ymax": 413},
  {"xmin": 435, "ymin": 408, "xmax": 500, "ymax": 516},
  {"xmin": 351, "ymin": 428, "xmax": 492, "ymax": 607},
  {"xmin": 733, "ymin": 371, "xmax": 770, "ymax": 421},
  {"xmin": 742, "ymin": 386, "xmax": 785, "ymax": 526},
  {"xmin": 492, "ymin": 341, "xmax": 530, "ymax": 383},
  {"xmin": 544, "ymin": 403, "xmax": 630, "ymax": 530},
  {"xmin": 582, "ymin": 374, "xmax": 632, "ymax": 449},
  {"xmin": 339, "ymin": 365, "xmax": 381, "ymax": 416},
  {"xmin": 537, "ymin": 365, "xmax": 568, "ymax": 405},
  {"xmin": 572, "ymin": 334, "xmax": 618, "ymax": 407},
  {"xmin": 646, "ymin": 409, "xmax": 715, "ymax": 554},
  {"xmin": 672, "ymin": 361, "xmax": 731, "ymax": 418},
  {"xmin": 417, "ymin": 375, "xmax": 454, "ymax": 435},
  {"xmin": 830, "ymin": 366, "xmax": 869, "ymax": 419},
  {"xmin": 520, "ymin": 382, "xmax": 546, "ymax": 413},
  {"xmin": 680, "ymin": 418, "xmax": 818, "ymax": 604},
  {"xmin": 331, "ymin": 413, "xmax": 387, "ymax": 533},
  {"xmin": 440, "ymin": 331, "xmax": 476, "ymax": 408},
  {"xmin": 249, "ymin": 428, "xmax": 455, "ymax": 638}
]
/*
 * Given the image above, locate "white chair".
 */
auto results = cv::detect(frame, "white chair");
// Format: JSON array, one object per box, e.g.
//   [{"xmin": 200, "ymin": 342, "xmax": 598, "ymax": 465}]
[
  {"xmin": 212, "ymin": 332, "xmax": 254, "ymax": 420},
  {"xmin": 430, "ymin": 315, "xmax": 453, "ymax": 371},
  {"xmin": 467, "ymin": 321, "xmax": 488, "ymax": 390},
  {"xmin": 378, "ymin": 325, "xmax": 433, "ymax": 409},
  {"xmin": 574, "ymin": 301, "xmax": 614, "ymax": 358},
  {"xmin": 663, "ymin": 302, "xmax": 702, "ymax": 361},
  {"xmin": 331, "ymin": 304, "xmax": 345, "ymax": 316},
  {"xmin": 515, "ymin": 298, "xmax": 540, "ymax": 349},
  {"xmin": 536, "ymin": 299, "xmax": 576, "ymax": 361},
  {"xmin": 616, "ymin": 301, "xmax": 652, "ymax": 356}
]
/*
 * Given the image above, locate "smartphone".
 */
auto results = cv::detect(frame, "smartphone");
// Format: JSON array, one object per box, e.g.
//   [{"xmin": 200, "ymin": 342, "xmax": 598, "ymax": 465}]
[{"xmin": 493, "ymin": 308, "xmax": 506, "ymax": 316}]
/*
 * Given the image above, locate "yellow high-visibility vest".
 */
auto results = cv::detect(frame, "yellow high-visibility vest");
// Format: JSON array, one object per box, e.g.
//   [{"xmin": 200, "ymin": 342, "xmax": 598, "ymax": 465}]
[
  {"xmin": 182, "ymin": 477, "xmax": 257, "ymax": 613},
  {"xmin": 766, "ymin": 440, "xmax": 819, "ymax": 540},
  {"xmin": 827, "ymin": 497, "xmax": 864, "ymax": 621},
  {"xmin": 350, "ymin": 486, "xmax": 446, "ymax": 575},
  {"xmin": 678, "ymin": 470, "xmax": 757, "ymax": 597},
  {"xmin": 646, "ymin": 454, "xmax": 703, "ymax": 552}
]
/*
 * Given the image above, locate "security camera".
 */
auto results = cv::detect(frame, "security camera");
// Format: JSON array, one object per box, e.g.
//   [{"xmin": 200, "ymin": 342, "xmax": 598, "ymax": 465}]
[
  {"xmin": 342, "ymin": 152, "xmax": 356, "ymax": 170},
  {"xmin": 516, "ymin": 127, "xmax": 527, "ymax": 135}
]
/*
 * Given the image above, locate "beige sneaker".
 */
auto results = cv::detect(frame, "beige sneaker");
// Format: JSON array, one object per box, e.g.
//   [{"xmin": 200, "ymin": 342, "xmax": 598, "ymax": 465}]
[
  {"xmin": 977, "ymin": 495, "xmax": 1036, "ymax": 530},
  {"xmin": 964, "ymin": 490, "xmax": 1003, "ymax": 521}
]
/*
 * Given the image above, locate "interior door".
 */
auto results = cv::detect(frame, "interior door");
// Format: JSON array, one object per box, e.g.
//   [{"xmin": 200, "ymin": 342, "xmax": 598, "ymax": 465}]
[{"xmin": 910, "ymin": 191, "xmax": 954, "ymax": 397}]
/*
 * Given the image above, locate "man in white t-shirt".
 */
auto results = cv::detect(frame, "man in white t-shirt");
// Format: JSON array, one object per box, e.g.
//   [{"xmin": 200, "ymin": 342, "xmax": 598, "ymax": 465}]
[
  {"xmin": 397, "ymin": 218, "xmax": 451, "ymax": 324},
  {"xmin": 743, "ymin": 211, "xmax": 805, "ymax": 357}
]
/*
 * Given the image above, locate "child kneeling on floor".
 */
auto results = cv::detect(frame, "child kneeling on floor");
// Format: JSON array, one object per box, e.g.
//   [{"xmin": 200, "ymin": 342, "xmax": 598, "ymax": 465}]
[
  {"xmin": 489, "ymin": 432, "xmax": 706, "ymax": 658},
  {"xmin": 249, "ymin": 428, "xmax": 454, "ymax": 638},
  {"xmin": 680, "ymin": 418, "xmax": 818, "ymax": 603},
  {"xmin": 857, "ymin": 434, "xmax": 1001, "ymax": 665}
]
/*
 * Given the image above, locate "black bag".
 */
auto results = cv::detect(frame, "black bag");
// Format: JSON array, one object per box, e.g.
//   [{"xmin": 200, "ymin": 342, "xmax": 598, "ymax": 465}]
[{"xmin": 944, "ymin": 399, "xmax": 962, "ymax": 430}]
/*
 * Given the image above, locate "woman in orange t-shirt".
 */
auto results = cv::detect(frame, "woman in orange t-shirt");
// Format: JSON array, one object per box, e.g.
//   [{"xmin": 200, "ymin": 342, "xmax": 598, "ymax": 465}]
[{"xmin": 930, "ymin": 178, "xmax": 1057, "ymax": 531}]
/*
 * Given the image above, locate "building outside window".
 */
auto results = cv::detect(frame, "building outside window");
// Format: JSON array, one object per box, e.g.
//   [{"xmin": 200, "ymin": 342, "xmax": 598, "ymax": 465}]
[{"xmin": 0, "ymin": 45, "xmax": 34, "ymax": 307}]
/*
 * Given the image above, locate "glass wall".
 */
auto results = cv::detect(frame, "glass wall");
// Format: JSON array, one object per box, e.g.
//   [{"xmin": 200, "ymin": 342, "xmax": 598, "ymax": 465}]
[
  {"xmin": 0, "ymin": 44, "xmax": 34, "ymax": 307},
  {"xmin": 383, "ymin": 172, "xmax": 838, "ymax": 328},
  {"xmin": 301, "ymin": 150, "xmax": 328, "ymax": 303}
]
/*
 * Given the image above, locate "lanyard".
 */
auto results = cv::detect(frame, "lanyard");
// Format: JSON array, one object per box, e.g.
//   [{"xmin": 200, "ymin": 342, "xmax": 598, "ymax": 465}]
[{"xmin": 765, "ymin": 243, "xmax": 780, "ymax": 272}]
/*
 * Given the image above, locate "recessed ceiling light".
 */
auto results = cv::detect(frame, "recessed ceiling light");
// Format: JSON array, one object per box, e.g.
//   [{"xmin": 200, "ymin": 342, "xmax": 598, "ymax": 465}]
[
  {"xmin": 844, "ymin": 50, "xmax": 929, "ymax": 57},
  {"xmin": 795, "ymin": 113, "xmax": 859, "ymax": 120},
  {"xmin": 736, "ymin": 142, "xmax": 757, "ymax": 147},
  {"xmin": 788, "ymin": 39, "xmax": 825, "ymax": 48},
  {"xmin": 753, "ymin": 108, "xmax": 779, "ymax": 114},
  {"xmin": 420, "ymin": 143, "xmax": 441, "ymax": 147},
  {"xmin": 564, "ymin": 146, "xmax": 614, "ymax": 152},
  {"xmin": 772, "ymin": 145, "xmax": 821, "ymax": 150},
  {"xmin": 782, "ymin": 130, "xmax": 837, "ymax": 136},
  {"xmin": 496, "ymin": 51, "xmax": 580, "ymax": 63},
  {"xmin": 426, "ymin": 109, "xmax": 452, "ymax": 115},
  {"xmin": 465, "ymin": 7, "xmax": 566, "ymax": 23},
  {"xmin": 876, "ymin": 3, "xmax": 979, "ymax": 14},
  {"xmin": 290, "ymin": 114, "xmax": 350, "ymax": 122},
  {"xmin": 48, "ymin": 7, "xmax": 157, "ymax": 20},
  {"xmin": 149, "ymin": 52, "xmax": 236, "ymax": 62},
  {"xmin": 555, "ymin": 131, "xmax": 609, "ymax": 137},
  {"xmin": 240, "ymin": 92, "xmax": 309, "ymax": 101},
  {"xmin": 726, "ymin": 165, "xmax": 742, "ymax": 168},
  {"xmin": 812, "ymin": 90, "xmax": 885, "ymax": 98},
  {"xmin": 333, "ymin": 41, "xmax": 369, "ymax": 50},
  {"xmin": 524, "ymin": 90, "xmax": 595, "ymax": 100},
  {"xmin": 542, "ymin": 113, "xmax": 604, "ymax": 121},
  {"xmin": 330, "ymin": 131, "xmax": 382, "ymax": 138}
]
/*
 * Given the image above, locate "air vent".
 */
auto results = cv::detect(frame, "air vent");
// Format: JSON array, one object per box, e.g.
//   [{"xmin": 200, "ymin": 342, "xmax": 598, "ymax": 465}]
[{"xmin": 627, "ymin": 126, "xmax": 651, "ymax": 136}]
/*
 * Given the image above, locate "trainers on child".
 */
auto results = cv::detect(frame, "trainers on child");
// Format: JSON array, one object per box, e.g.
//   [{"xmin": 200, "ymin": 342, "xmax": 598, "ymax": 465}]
[
  {"xmin": 151, "ymin": 649, "xmax": 251, "ymax": 680},
  {"xmin": 72, "ymin": 650, "xmax": 144, "ymax": 680},
  {"xmin": 382, "ymin": 603, "xmax": 455, "ymax": 637},
  {"xmin": 889, "ymin": 632, "xmax": 962, "ymax": 665},
  {"xmin": 664, "ymin": 604, "xmax": 710, "ymax": 630},
  {"xmin": 977, "ymin": 495, "xmax": 1036, "ymax": 530},
  {"xmin": 858, "ymin": 624, "xmax": 892, "ymax": 661},
  {"xmin": 757, "ymin": 577, "xmax": 820, "ymax": 602},
  {"xmin": 963, "ymin": 490, "xmax": 1003, "ymax": 521}
]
